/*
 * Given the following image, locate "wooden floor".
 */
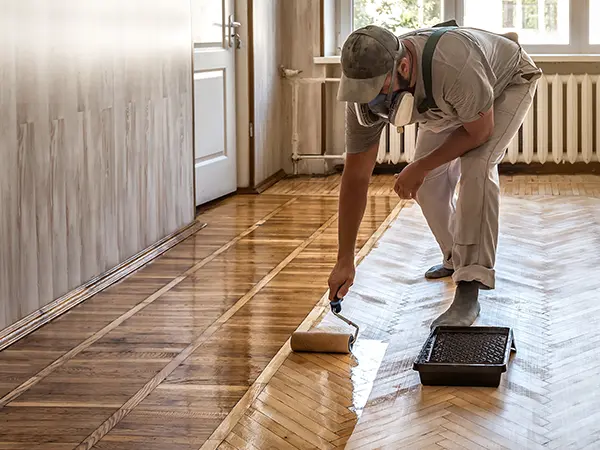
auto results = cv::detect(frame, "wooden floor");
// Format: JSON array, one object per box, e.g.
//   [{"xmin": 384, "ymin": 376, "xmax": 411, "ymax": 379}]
[{"xmin": 1, "ymin": 173, "xmax": 600, "ymax": 449}]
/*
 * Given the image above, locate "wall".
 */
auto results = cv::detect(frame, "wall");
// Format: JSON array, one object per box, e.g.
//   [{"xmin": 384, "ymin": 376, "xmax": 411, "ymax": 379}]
[
  {"xmin": 250, "ymin": 0, "xmax": 325, "ymax": 181},
  {"xmin": 0, "ymin": 0, "xmax": 194, "ymax": 331},
  {"xmin": 280, "ymin": 1, "xmax": 326, "ymax": 176},
  {"xmin": 252, "ymin": 0, "xmax": 285, "ymax": 185}
]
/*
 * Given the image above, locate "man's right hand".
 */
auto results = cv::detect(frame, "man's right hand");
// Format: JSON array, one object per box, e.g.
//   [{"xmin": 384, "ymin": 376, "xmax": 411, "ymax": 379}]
[{"xmin": 328, "ymin": 258, "xmax": 356, "ymax": 301}]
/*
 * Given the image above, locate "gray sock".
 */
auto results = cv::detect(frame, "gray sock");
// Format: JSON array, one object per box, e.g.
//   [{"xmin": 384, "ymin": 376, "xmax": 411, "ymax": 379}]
[
  {"xmin": 430, "ymin": 281, "xmax": 480, "ymax": 329},
  {"xmin": 425, "ymin": 264, "xmax": 454, "ymax": 279}
]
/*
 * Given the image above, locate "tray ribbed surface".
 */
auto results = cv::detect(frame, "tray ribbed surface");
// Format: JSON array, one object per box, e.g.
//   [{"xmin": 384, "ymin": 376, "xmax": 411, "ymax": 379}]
[{"xmin": 418, "ymin": 331, "xmax": 508, "ymax": 365}]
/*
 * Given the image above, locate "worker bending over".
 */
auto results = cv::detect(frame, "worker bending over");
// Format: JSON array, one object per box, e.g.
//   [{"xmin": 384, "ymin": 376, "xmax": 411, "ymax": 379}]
[{"xmin": 328, "ymin": 23, "xmax": 541, "ymax": 328}]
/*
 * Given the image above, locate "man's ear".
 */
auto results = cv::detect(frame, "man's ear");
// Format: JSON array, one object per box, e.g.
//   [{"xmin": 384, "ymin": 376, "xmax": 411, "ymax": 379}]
[{"xmin": 398, "ymin": 56, "xmax": 410, "ymax": 79}]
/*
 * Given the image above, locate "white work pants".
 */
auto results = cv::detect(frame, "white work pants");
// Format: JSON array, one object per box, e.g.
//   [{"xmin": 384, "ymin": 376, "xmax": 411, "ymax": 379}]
[{"xmin": 414, "ymin": 79, "xmax": 538, "ymax": 289}]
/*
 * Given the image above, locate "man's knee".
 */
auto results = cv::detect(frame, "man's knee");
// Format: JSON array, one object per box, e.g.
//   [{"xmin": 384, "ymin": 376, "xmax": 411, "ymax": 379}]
[
  {"xmin": 458, "ymin": 151, "xmax": 491, "ymax": 186},
  {"xmin": 416, "ymin": 161, "xmax": 458, "ymax": 204},
  {"xmin": 453, "ymin": 153, "xmax": 500, "ymax": 244}
]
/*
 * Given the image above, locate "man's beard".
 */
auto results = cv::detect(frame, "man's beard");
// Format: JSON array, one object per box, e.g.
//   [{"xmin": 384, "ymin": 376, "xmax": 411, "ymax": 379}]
[{"xmin": 396, "ymin": 70, "xmax": 411, "ymax": 92}]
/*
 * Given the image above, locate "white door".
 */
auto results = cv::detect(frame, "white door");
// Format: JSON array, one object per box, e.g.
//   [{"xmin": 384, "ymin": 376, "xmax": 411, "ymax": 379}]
[{"xmin": 192, "ymin": 0, "xmax": 240, "ymax": 206}]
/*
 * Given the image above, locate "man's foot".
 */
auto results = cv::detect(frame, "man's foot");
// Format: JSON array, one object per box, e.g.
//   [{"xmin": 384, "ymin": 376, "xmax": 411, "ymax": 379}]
[
  {"xmin": 425, "ymin": 264, "xmax": 454, "ymax": 279},
  {"xmin": 430, "ymin": 281, "xmax": 480, "ymax": 329}
]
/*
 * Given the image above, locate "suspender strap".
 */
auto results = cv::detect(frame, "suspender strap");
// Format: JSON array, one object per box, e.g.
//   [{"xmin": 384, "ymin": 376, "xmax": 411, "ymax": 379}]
[{"xmin": 417, "ymin": 26, "xmax": 456, "ymax": 113}]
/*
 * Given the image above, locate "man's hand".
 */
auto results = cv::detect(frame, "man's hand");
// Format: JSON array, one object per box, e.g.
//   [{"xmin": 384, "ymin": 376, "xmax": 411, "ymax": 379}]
[
  {"xmin": 328, "ymin": 258, "xmax": 355, "ymax": 300},
  {"xmin": 393, "ymin": 161, "xmax": 428, "ymax": 199}
]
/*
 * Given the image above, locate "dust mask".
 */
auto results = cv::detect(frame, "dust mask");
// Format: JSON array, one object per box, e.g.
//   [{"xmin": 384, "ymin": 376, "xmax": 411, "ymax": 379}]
[
  {"xmin": 388, "ymin": 91, "xmax": 414, "ymax": 128},
  {"xmin": 367, "ymin": 89, "xmax": 414, "ymax": 130}
]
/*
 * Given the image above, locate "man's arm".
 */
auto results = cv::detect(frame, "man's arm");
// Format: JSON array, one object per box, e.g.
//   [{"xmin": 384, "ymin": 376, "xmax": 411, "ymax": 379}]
[
  {"xmin": 337, "ymin": 141, "xmax": 379, "ymax": 263},
  {"xmin": 329, "ymin": 103, "xmax": 384, "ymax": 299},
  {"xmin": 328, "ymin": 141, "xmax": 378, "ymax": 300}
]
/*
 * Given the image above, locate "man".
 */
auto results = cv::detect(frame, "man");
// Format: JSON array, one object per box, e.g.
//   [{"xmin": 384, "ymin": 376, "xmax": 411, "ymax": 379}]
[{"xmin": 328, "ymin": 23, "xmax": 541, "ymax": 328}]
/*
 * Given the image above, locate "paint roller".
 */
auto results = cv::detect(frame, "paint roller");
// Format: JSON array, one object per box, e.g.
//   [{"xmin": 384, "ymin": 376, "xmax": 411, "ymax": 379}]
[{"xmin": 290, "ymin": 297, "xmax": 360, "ymax": 354}]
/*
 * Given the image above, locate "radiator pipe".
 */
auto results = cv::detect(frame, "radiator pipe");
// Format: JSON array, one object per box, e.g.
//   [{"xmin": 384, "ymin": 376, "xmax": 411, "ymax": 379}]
[{"xmin": 280, "ymin": 66, "xmax": 342, "ymax": 175}]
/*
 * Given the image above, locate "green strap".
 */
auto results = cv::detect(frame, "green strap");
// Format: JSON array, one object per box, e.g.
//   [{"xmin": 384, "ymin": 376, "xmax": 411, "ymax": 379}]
[{"xmin": 417, "ymin": 26, "xmax": 456, "ymax": 114}]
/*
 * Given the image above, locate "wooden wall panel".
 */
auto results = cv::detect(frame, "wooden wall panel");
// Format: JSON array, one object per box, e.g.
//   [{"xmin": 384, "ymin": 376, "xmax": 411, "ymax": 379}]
[{"xmin": 0, "ymin": 0, "xmax": 194, "ymax": 331}]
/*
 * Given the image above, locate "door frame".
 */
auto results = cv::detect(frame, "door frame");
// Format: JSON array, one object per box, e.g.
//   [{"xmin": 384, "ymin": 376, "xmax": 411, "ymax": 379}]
[{"xmin": 234, "ymin": 0, "xmax": 255, "ymax": 190}]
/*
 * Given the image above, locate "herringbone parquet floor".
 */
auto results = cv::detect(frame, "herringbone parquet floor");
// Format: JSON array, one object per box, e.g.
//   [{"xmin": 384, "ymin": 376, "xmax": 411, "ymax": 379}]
[
  {"xmin": 206, "ymin": 174, "xmax": 600, "ymax": 450},
  {"xmin": 2, "ymin": 174, "xmax": 600, "ymax": 449}
]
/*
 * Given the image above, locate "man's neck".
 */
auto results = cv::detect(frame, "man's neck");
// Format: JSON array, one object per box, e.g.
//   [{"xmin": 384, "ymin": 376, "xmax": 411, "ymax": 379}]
[{"xmin": 402, "ymin": 39, "xmax": 418, "ymax": 90}]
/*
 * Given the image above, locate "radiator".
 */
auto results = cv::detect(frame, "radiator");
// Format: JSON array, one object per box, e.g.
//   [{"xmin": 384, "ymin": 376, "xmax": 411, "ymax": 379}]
[{"xmin": 377, "ymin": 74, "xmax": 600, "ymax": 165}]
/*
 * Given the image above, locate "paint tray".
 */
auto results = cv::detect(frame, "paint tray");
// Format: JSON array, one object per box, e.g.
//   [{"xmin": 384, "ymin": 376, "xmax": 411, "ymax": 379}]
[{"xmin": 413, "ymin": 326, "xmax": 516, "ymax": 387}]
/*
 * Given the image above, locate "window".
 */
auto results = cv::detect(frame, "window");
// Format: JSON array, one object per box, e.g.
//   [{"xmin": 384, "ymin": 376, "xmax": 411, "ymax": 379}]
[
  {"xmin": 337, "ymin": 0, "xmax": 600, "ymax": 55},
  {"xmin": 462, "ymin": 0, "xmax": 568, "ymax": 45},
  {"xmin": 545, "ymin": 0, "xmax": 558, "ymax": 32},
  {"xmin": 590, "ymin": 0, "xmax": 600, "ymax": 44},
  {"xmin": 353, "ymin": 0, "xmax": 443, "ymax": 35},
  {"xmin": 503, "ymin": 1, "xmax": 516, "ymax": 28}
]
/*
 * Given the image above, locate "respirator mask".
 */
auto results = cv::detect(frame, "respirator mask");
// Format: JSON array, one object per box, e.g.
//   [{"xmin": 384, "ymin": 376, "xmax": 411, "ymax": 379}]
[{"xmin": 367, "ymin": 56, "xmax": 414, "ymax": 129}]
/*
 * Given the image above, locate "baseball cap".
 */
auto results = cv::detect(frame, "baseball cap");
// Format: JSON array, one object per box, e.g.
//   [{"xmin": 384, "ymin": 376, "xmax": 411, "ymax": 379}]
[{"xmin": 337, "ymin": 25, "xmax": 400, "ymax": 104}]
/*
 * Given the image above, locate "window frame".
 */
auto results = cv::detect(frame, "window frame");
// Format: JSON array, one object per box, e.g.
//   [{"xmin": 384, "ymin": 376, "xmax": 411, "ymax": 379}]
[{"xmin": 335, "ymin": 0, "xmax": 600, "ymax": 56}]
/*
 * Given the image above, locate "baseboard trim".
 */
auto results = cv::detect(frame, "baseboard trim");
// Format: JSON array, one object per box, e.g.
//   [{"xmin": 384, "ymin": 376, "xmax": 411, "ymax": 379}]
[
  {"xmin": 237, "ymin": 169, "xmax": 286, "ymax": 194},
  {"xmin": 498, "ymin": 162, "xmax": 600, "ymax": 174},
  {"xmin": 0, "ymin": 220, "xmax": 206, "ymax": 352},
  {"xmin": 366, "ymin": 162, "xmax": 600, "ymax": 175}
]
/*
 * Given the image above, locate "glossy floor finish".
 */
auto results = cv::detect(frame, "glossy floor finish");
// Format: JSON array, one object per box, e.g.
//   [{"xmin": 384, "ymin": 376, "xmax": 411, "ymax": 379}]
[
  {"xmin": 0, "ymin": 191, "xmax": 398, "ymax": 449},
  {"xmin": 2, "ymin": 173, "xmax": 600, "ymax": 449},
  {"xmin": 212, "ymin": 174, "xmax": 600, "ymax": 450}
]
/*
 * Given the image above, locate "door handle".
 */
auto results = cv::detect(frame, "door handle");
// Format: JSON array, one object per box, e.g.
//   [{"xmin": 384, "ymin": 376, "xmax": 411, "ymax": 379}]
[{"xmin": 228, "ymin": 14, "xmax": 242, "ymax": 49}]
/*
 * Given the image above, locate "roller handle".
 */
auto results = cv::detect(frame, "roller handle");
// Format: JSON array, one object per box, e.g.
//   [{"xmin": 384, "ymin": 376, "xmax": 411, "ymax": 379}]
[
  {"xmin": 329, "ymin": 289, "xmax": 359, "ymax": 346},
  {"xmin": 330, "ymin": 297, "xmax": 343, "ymax": 314}
]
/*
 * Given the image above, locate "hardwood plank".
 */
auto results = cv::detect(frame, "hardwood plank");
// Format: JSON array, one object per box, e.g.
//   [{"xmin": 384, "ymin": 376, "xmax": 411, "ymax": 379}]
[
  {"xmin": 440, "ymin": 430, "xmax": 487, "ymax": 450},
  {"xmin": 233, "ymin": 415, "xmax": 298, "ymax": 450},
  {"xmin": 245, "ymin": 407, "xmax": 319, "ymax": 450},
  {"xmin": 256, "ymin": 390, "xmax": 340, "ymax": 439}
]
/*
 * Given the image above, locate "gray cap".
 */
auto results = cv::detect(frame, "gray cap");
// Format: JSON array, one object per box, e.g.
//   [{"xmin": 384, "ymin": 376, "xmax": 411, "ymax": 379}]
[{"xmin": 337, "ymin": 25, "xmax": 399, "ymax": 103}]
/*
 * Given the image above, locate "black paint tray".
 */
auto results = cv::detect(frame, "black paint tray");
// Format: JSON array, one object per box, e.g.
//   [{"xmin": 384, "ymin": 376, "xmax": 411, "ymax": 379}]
[{"xmin": 413, "ymin": 326, "xmax": 516, "ymax": 387}]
